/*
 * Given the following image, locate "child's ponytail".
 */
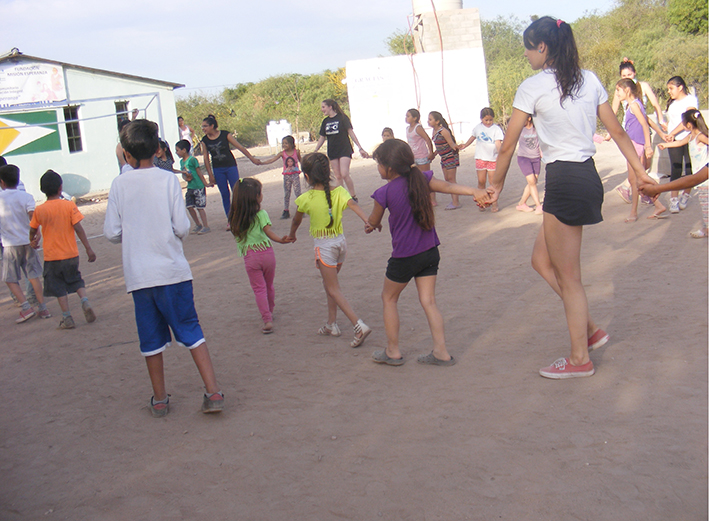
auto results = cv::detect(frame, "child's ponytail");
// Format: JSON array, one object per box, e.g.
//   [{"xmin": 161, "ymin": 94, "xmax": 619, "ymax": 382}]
[
  {"xmin": 616, "ymin": 78, "xmax": 641, "ymax": 100},
  {"xmin": 373, "ymin": 139, "xmax": 434, "ymax": 231},
  {"xmin": 682, "ymin": 109, "xmax": 708, "ymax": 137},
  {"xmin": 523, "ymin": 16, "xmax": 583, "ymax": 103},
  {"xmin": 430, "ymin": 111, "xmax": 455, "ymax": 141},
  {"xmin": 301, "ymin": 153, "xmax": 335, "ymax": 228}
]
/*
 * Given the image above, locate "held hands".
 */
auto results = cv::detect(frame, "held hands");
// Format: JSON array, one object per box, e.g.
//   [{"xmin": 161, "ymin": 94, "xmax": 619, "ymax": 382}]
[
  {"xmin": 428, "ymin": 151, "xmax": 436, "ymax": 161},
  {"xmin": 285, "ymin": 234, "xmax": 297, "ymax": 244},
  {"xmin": 30, "ymin": 234, "xmax": 41, "ymax": 249},
  {"xmin": 658, "ymin": 143, "xmax": 668, "ymax": 150},
  {"xmin": 486, "ymin": 185, "xmax": 501, "ymax": 205},
  {"xmin": 252, "ymin": 158, "xmax": 263, "ymax": 166},
  {"xmin": 471, "ymin": 188, "xmax": 491, "ymax": 207},
  {"xmin": 663, "ymin": 134, "xmax": 675, "ymax": 143},
  {"xmin": 359, "ymin": 148, "xmax": 370, "ymax": 159},
  {"xmin": 364, "ymin": 221, "xmax": 382, "ymax": 234},
  {"xmin": 645, "ymin": 145, "xmax": 654, "ymax": 158},
  {"xmin": 638, "ymin": 181, "xmax": 660, "ymax": 198}
]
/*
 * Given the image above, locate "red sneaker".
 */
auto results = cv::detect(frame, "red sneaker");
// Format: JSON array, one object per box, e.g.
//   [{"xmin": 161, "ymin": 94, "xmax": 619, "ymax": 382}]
[
  {"xmin": 16, "ymin": 308, "xmax": 36, "ymax": 324},
  {"xmin": 588, "ymin": 329, "xmax": 609, "ymax": 351},
  {"xmin": 539, "ymin": 357, "xmax": 595, "ymax": 379}
]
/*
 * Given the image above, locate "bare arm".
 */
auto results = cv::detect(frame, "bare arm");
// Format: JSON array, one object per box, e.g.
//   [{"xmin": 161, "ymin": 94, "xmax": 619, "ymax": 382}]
[
  {"xmin": 313, "ymin": 136, "xmax": 326, "ymax": 153},
  {"xmin": 227, "ymin": 134, "xmax": 260, "ymax": 164},
  {"xmin": 628, "ymin": 102, "xmax": 653, "ymax": 159},
  {"xmin": 640, "ymin": 168, "xmax": 707, "ymax": 195},
  {"xmin": 366, "ymin": 200, "xmax": 385, "ymax": 233},
  {"xmin": 639, "ymin": 81, "xmax": 665, "ymax": 126},
  {"xmin": 287, "ymin": 211, "xmax": 304, "ymax": 241},
  {"xmin": 347, "ymin": 128, "xmax": 368, "ymax": 158},
  {"xmin": 74, "ymin": 222, "xmax": 96, "ymax": 262},
  {"xmin": 495, "ymin": 139, "xmax": 502, "ymax": 153},
  {"xmin": 658, "ymin": 134, "xmax": 691, "ymax": 149},
  {"xmin": 201, "ymin": 142, "xmax": 215, "ymax": 185},
  {"xmin": 429, "ymin": 177, "xmax": 488, "ymax": 203},
  {"xmin": 416, "ymin": 125, "xmax": 436, "ymax": 160},
  {"xmin": 347, "ymin": 198, "xmax": 369, "ymax": 222},
  {"xmin": 459, "ymin": 135, "xmax": 475, "ymax": 150},
  {"xmin": 489, "ymin": 109, "xmax": 529, "ymax": 200},
  {"xmin": 441, "ymin": 129, "xmax": 458, "ymax": 151},
  {"xmin": 611, "ymin": 91, "xmax": 621, "ymax": 116},
  {"xmin": 263, "ymin": 224, "xmax": 289, "ymax": 244},
  {"xmin": 260, "ymin": 153, "xmax": 282, "ymax": 165}
]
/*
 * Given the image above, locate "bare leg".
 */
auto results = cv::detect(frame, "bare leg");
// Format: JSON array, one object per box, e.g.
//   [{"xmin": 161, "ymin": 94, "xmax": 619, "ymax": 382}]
[
  {"xmin": 76, "ymin": 287, "xmax": 88, "ymax": 299},
  {"xmin": 381, "ymin": 278, "xmax": 408, "ymax": 359},
  {"xmin": 443, "ymin": 167, "xmax": 459, "ymax": 206},
  {"xmin": 487, "ymin": 170, "xmax": 499, "ymax": 212},
  {"xmin": 476, "ymin": 169, "xmax": 487, "ymax": 190},
  {"xmin": 6, "ymin": 282, "xmax": 27, "ymax": 303},
  {"xmin": 145, "ymin": 352, "xmax": 167, "ymax": 401},
  {"xmin": 527, "ymin": 174, "xmax": 542, "ymax": 207},
  {"xmin": 28, "ymin": 278, "xmax": 45, "ymax": 305},
  {"xmin": 531, "ymin": 222, "xmax": 599, "ymax": 341},
  {"xmin": 56, "ymin": 295, "xmax": 70, "ymax": 313},
  {"xmin": 518, "ymin": 183, "xmax": 532, "ymax": 206},
  {"xmin": 533, "ymin": 215, "xmax": 591, "ymax": 365},
  {"xmin": 187, "ymin": 208, "xmax": 200, "ymax": 227},
  {"xmin": 414, "ymin": 275, "xmax": 450, "ymax": 361},
  {"xmin": 318, "ymin": 262, "xmax": 359, "ymax": 326},
  {"xmin": 331, "ymin": 157, "xmax": 356, "ymax": 197},
  {"xmin": 626, "ymin": 161, "xmax": 639, "ymax": 222},
  {"xmin": 190, "ymin": 343, "xmax": 220, "ymax": 394},
  {"xmin": 198, "ymin": 208, "xmax": 209, "ymax": 228}
]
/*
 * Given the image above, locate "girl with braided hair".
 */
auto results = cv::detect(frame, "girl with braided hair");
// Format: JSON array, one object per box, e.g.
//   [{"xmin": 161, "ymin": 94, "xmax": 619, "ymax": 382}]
[{"xmin": 287, "ymin": 153, "xmax": 373, "ymax": 348}]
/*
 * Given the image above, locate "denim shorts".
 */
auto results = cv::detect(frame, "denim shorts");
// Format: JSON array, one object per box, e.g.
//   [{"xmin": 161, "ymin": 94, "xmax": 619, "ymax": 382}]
[{"xmin": 131, "ymin": 280, "xmax": 205, "ymax": 357}]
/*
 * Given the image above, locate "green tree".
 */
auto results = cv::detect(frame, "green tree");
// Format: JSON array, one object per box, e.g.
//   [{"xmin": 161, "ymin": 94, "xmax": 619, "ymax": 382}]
[
  {"xmin": 385, "ymin": 29, "xmax": 415, "ymax": 55},
  {"xmin": 668, "ymin": 0, "xmax": 708, "ymax": 34}
]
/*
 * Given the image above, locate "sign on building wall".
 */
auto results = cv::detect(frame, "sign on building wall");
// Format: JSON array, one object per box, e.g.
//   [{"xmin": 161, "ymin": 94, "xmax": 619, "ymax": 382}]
[
  {"xmin": 0, "ymin": 63, "xmax": 67, "ymax": 108},
  {"xmin": 0, "ymin": 111, "xmax": 61, "ymax": 156}
]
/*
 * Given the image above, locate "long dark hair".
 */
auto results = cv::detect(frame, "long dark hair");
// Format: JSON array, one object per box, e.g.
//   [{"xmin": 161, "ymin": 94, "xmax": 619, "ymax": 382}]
[
  {"xmin": 682, "ymin": 109, "xmax": 708, "ymax": 137},
  {"xmin": 373, "ymin": 139, "xmax": 434, "ymax": 231},
  {"xmin": 616, "ymin": 78, "xmax": 641, "ymax": 100},
  {"xmin": 523, "ymin": 16, "xmax": 583, "ymax": 103},
  {"xmin": 301, "ymin": 153, "xmax": 335, "ymax": 228},
  {"xmin": 429, "ymin": 111, "xmax": 455, "ymax": 141},
  {"xmin": 228, "ymin": 178, "xmax": 262, "ymax": 241},
  {"xmin": 203, "ymin": 114, "xmax": 219, "ymax": 129},
  {"xmin": 407, "ymin": 108, "xmax": 421, "ymax": 123},
  {"xmin": 322, "ymin": 99, "xmax": 343, "ymax": 116},
  {"xmin": 666, "ymin": 76, "xmax": 689, "ymax": 110}
]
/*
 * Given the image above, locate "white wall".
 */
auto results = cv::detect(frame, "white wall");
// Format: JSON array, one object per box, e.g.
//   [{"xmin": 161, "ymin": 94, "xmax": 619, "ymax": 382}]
[
  {"xmin": 1, "ymin": 64, "xmax": 180, "ymax": 199},
  {"xmin": 345, "ymin": 47, "xmax": 488, "ymax": 153}
]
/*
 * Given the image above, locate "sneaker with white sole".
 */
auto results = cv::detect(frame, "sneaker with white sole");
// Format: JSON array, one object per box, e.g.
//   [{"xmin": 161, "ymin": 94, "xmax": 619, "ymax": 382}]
[
  {"xmin": 57, "ymin": 315, "xmax": 76, "ymax": 329},
  {"xmin": 16, "ymin": 308, "xmax": 36, "ymax": 324},
  {"xmin": 38, "ymin": 308, "xmax": 52, "ymax": 319},
  {"xmin": 82, "ymin": 300, "xmax": 96, "ymax": 323},
  {"xmin": 669, "ymin": 197, "xmax": 680, "ymax": 213},
  {"xmin": 588, "ymin": 329, "xmax": 609, "ymax": 351},
  {"xmin": 678, "ymin": 193, "xmax": 690, "ymax": 210},
  {"xmin": 202, "ymin": 392, "xmax": 224, "ymax": 414},
  {"xmin": 539, "ymin": 357, "xmax": 595, "ymax": 379}
]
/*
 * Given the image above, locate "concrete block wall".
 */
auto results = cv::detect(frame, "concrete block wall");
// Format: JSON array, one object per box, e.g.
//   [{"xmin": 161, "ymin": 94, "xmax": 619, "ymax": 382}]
[{"xmin": 412, "ymin": 8, "xmax": 482, "ymax": 53}]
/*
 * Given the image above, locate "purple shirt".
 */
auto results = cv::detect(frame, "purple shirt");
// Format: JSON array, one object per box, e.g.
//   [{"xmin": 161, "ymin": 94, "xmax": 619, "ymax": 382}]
[
  {"xmin": 371, "ymin": 170, "xmax": 440, "ymax": 258},
  {"xmin": 625, "ymin": 99, "xmax": 646, "ymax": 145}
]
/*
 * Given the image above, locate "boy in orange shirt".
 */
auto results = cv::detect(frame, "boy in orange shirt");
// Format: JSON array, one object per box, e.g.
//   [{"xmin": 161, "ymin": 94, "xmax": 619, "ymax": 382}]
[{"xmin": 29, "ymin": 170, "xmax": 97, "ymax": 329}]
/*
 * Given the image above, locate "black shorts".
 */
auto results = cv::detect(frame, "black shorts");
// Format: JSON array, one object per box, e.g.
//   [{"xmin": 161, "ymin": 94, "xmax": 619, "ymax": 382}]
[
  {"xmin": 43, "ymin": 256, "xmax": 85, "ymax": 297},
  {"xmin": 386, "ymin": 247, "xmax": 440, "ymax": 284},
  {"xmin": 543, "ymin": 158, "xmax": 603, "ymax": 226}
]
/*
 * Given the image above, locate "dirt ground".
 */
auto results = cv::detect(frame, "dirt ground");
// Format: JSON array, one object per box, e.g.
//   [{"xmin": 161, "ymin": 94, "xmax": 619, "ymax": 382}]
[{"xmin": 1, "ymin": 142, "xmax": 707, "ymax": 521}]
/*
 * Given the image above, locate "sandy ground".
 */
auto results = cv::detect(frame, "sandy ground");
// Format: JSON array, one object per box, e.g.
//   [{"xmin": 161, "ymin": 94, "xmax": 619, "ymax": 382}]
[{"xmin": 1, "ymin": 142, "xmax": 707, "ymax": 521}]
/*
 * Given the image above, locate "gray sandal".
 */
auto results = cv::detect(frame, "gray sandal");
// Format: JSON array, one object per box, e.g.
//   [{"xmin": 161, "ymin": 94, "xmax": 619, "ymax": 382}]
[
  {"xmin": 417, "ymin": 352, "xmax": 456, "ymax": 366},
  {"xmin": 372, "ymin": 350, "xmax": 405, "ymax": 366}
]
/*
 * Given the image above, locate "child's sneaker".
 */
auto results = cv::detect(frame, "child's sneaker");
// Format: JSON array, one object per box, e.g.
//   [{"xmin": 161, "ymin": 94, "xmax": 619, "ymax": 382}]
[
  {"xmin": 38, "ymin": 308, "xmax": 52, "ymax": 319},
  {"xmin": 588, "ymin": 329, "xmax": 609, "ymax": 351},
  {"xmin": 678, "ymin": 193, "xmax": 690, "ymax": 210},
  {"xmin": 16, "ymin": 308, "xmax": 36, "ymax": 324},
  {"xmin": 190, "ymin": 225, "xmax": 202, "ymax": 234},
  {"xmin": 57, "ymin": 315, "xmax": 76, "ymax": 329},
  {"xmin": 615, "ymin": 184, "xmax": 631, "ymax": 204},
  {"xmin": 202, "ymin": 392, "xmax": 224, "ymax": 414},
  {"xmin": 669, "ymin": 197, "xmax": 680, "ymax": 213},
  {"xmin": 197, "ymin": 226, "xmax": 211, "ymax": 234},
  {"xmin": 539, "ymin": 357, "xmax": 595, "ymax": 379},
  {"xmin": 280, "ymin": 210, "xmax": 290, "ymax": 219},
  {"xmin": 150, "ymin": 396, "xmax": 170, "ymax": 418},
  {"xmin": 82, "ymin": 300, "xmax": 96, "ymax": 323}
]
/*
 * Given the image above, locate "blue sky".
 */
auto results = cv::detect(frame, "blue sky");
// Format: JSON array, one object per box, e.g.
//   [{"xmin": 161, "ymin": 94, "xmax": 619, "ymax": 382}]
[{"xmin": 2, "ymin": 0, "xmax": 616, "ymax": 97}]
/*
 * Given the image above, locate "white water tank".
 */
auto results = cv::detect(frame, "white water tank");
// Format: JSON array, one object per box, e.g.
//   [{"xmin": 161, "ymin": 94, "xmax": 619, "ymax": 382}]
[{"xmin": 412, "ymin": 0, "xmax": 462, "ymax": 15}]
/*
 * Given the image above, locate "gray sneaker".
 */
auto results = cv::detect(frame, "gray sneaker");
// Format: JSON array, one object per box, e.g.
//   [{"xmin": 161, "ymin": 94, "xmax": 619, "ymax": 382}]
[
  {"xmin": 679, "ymin": 193, "xmax": 690, "ymax": 210},
  {"xmin": 197, "ymin": 227, "xmax": 211, "ymax": 235},
  {"xmin": 190, "ymin": 225, "xmax": 202, "ymax": 234},
  {"xmin": 202, "ymin": 392, "xmax": 224, "ymax": 414},
  {"xmin": 57, "ymin": 315, "xmax": 76, "ymax": 329},
  {"xmin": 82, "ymin": 300, "xmax": 96, "ymax": 323}
]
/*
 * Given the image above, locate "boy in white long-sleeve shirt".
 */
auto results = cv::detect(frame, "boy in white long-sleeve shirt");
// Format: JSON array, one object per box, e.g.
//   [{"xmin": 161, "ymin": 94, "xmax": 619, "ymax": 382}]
[{"xmin": 104, "ymin": 119, "xmax": 224, "ymax": 418}]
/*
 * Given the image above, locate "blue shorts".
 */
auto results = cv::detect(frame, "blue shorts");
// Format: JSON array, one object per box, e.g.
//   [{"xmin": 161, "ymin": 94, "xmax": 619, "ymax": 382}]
[{"xmin": 131, "ymin": 280, "xmax": 205, "ymax": 357}]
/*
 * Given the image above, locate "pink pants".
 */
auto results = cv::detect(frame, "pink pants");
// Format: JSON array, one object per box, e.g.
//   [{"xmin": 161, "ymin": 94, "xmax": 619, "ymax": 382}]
[{"xmin": 244, "ymin": 247, "xmax": 276, "ymax": 323}]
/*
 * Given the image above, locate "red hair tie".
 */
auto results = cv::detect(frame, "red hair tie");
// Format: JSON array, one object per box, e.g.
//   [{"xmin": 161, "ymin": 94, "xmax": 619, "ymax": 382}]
[{"xmin": 557, "ymin": 19, "xmax": 564, "ymax": 27}]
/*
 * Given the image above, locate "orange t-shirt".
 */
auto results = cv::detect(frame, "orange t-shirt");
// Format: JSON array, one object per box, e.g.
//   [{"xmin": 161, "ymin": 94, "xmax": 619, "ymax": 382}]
[{"xmin": 30, "ymin": 199, "xmax": 83, "ymax": 261}]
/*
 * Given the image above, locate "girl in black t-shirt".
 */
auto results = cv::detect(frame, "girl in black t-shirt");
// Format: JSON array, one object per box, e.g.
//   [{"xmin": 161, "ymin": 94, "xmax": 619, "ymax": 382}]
[
  {"xmin": 313, "ymin": 99, "xmax": 368, "ymax": 202},
  {"xmin": 200, "ymin": 114, "xmax": 261, "ymax": 225}
]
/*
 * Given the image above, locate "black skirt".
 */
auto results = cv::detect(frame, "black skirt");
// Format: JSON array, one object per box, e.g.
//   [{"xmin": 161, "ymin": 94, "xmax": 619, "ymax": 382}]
[{"xmin": 542, "ymin": 158, "xmax": 604, "ymax": 226}]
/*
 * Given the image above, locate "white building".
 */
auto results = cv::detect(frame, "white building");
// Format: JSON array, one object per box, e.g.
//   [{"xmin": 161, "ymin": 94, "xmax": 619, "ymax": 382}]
[
  {"xmin": 345, "ymin": 1, "xmax": 488, "ymax": 151},
  {"xmin": 0, "ymin": 48, "xmax": 183, "ymax": 199}
]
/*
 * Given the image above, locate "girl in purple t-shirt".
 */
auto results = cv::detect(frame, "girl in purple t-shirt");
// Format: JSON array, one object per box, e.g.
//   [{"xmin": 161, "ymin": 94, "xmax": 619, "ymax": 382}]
[
  {"xmin": 615, "ymin": 79, "xmax": 667, "ymax": 221},
  {"xmin": 365, "ymin": 139, "xmax": 488, "ymax": 367}
]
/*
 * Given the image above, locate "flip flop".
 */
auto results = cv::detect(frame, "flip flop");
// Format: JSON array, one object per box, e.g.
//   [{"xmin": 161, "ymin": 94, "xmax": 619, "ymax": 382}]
[
  {"xmin": 262, "ymin": 326, "xmax": 274, "ymax": 334},
  {"xmin": 417, "ymin": 352, "xmax": 456, "ymax": 366},
  {"xmin": 647, "ymin": 213, "xmax": 668, "ymax": 220},
  {"xmin": 372, "ymin": 350, "xmax": 405, "ymax": 366},
  {"xmin": 690, "ymin": 229, "xmax": 708, "ymax": 238}
]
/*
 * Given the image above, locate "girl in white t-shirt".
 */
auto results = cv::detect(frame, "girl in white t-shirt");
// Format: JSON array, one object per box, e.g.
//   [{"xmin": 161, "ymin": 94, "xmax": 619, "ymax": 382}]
[
  {"xmin": 460, "ymin": 108, "xmax": 504, "ymax": 212},
  {"xmin": 488, "ymin": 16, "xmax": 659, "ymax": 380},
  {"xmin": 663, "ymin": 76, "xmax": 699, "ymax": 212}
]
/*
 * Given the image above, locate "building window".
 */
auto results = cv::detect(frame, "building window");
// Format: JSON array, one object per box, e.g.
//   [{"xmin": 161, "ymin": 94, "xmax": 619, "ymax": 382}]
[
  {"xmin": 115, "ymin": 101, "xmax": 129, "ymax": 129},
  {"xmin": 63, "ymin": 106, "xmax": 82, "ymax": 153}
]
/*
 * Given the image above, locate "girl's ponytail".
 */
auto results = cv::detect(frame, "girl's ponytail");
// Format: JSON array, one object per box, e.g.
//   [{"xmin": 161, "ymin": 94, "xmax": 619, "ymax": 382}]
[
  {"xmin": 301, "ymin": 152, "xmax": 335, "ymax": 228},
  {"xmin": 616, "ymin": 78, "xmax": 640, "ymax": 100},
  {"xmin": 682, "ymin": 109, "xmax": 708, "ymax": 137},
  {"xmin": 523, "ymin": 16, "xmax": 583, "ymax": 103},
  {"xmin": 372, "ymin": 139, "xmax": 434, "ymax": 231}
]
